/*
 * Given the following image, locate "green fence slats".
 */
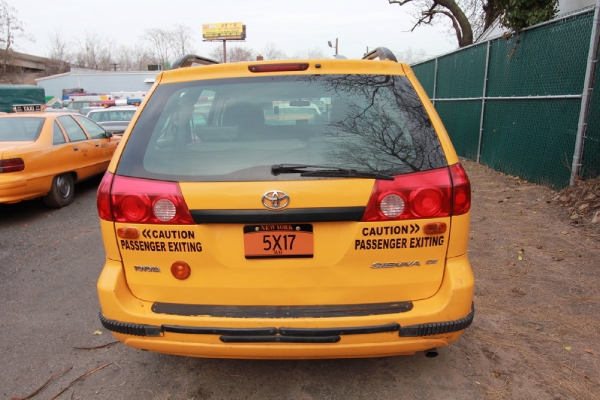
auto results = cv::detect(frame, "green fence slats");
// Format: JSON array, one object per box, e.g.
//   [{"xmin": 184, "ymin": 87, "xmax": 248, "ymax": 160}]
[
  {"xmin": 435, "ymin": 101, "xmax": 482, "ymax": 160},
  {"xmin": 582, "ymin": 50, "xmax": 600, "ymax": 180},
  {"xmin": 437, "ymin": 44, "xmax": 488, "ymax": 99},
  {"xmin": 481, "ymin": 99, "xmax": 580, "ymax": 189},
  {"xmin": 413, "ymin": 60, "xmax": 436, "ymax": 98},
  {"xmin": 411, "ymin": 8, "xmax": 598, "ymax": 190},
  {"xmin": 487, "ymin": 13, "xmax": 593, "ymax": 97}
]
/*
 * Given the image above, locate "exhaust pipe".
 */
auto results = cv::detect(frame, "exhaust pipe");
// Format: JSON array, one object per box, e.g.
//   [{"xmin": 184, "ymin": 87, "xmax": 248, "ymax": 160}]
[{"xmin": 424, "ymin": 348, "xmax": 439, "ymax": 358}]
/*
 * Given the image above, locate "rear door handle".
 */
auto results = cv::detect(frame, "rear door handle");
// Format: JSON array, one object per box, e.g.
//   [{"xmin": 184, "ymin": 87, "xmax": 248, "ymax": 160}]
[{"xmin": 73, "ymin": 146, "xmax": 79, "ymax": 151}]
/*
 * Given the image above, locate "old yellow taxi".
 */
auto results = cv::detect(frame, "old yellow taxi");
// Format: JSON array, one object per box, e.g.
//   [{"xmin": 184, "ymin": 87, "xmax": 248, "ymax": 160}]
[
  {"xmin": 1, "ymin": 107, "xmax": 120, "ymax": 207},
  {"xmin": 97, "ymin": 49, "xmax": 474, "ymax": 359}
]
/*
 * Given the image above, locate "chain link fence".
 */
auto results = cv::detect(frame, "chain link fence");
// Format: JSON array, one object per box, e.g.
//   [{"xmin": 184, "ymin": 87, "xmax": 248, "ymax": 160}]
[{"xmin": 412, "ymin": 6, "xmax": 600, "ymax": 190}]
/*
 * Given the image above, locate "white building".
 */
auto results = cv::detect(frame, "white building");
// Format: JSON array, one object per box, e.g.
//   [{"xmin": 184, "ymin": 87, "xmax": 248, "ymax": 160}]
[{"xmin": 36, "ymin": 68, "xmax": 159, "ymax": 100}]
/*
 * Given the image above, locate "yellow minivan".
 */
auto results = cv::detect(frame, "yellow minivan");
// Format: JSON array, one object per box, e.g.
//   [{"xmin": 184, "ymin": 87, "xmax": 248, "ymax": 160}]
[{"xmin": 96, "ymin": 48, "xmax": 474, "ymax": 359}]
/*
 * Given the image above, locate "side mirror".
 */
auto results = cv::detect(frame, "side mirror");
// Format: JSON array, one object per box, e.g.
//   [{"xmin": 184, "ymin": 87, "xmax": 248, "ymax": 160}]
[{"xmin": 104, "ymin": 131, "xmax": 113, "ymax": 138}]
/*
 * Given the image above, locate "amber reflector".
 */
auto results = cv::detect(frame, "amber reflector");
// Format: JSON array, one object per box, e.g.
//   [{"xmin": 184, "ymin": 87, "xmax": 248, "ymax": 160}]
[
  {"xmin": 117, "ymin": 227, "xmax": 140, "ymax": 239},
  {"xmin": 171, "ymin": 261, "xmax": 191, "ymax": 280},
  {"xmin": 423, "ymin": 222, "xmax": 447, "ymax": 235}
]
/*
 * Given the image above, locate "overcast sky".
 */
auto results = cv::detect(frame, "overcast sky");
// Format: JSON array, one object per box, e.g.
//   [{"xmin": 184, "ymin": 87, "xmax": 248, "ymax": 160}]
[{"xmin": 11, "ymin": 0, "xmax": 459, "ymax": 62}]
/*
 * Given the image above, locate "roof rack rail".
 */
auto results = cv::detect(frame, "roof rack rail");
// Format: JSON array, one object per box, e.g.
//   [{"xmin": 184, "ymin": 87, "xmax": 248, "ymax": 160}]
[
  {"xmin": 170, "ymin": 54, "xmax": 219, "ymax": 69},
  {"xmin": 362, "ymin": 47, "xmax": 397, "ymax": 62}
]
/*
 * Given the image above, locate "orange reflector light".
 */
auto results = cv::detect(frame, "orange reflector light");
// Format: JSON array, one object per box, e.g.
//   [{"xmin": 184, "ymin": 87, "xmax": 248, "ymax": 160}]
[
  {"xmin": 248, "ymin": 63, "xmax": 309, "ymax": 73},
  {"xmin": 171, "ymin": 261, "xmax": 191, "ymax": 280},
  {"xmin": 117, "ymin": 227, "xmax": 140, "ymax": 239},
  {"xmin": 423, "ymin": 222, "xmax": 447, "ymax": 235}
]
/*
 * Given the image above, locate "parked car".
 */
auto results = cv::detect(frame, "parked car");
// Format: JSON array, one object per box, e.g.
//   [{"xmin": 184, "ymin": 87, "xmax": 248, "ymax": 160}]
[
  {"xmin": 79, "ymin": 106, "xmax": 105, "ymax": 117},
  {"xmin": 64, "ymin": 101, "xmax": 95, "ymax": 113},
  {"xmin": 85, "ymin": 106, "xmax": 137, "ymax": 134},
  {"xmin": 0, "ymin": 109, "xmax": 120, "ymax": 207},
  {"xmin": 96, "ymin": 49, "xmax": 474, "ymax": 359}
]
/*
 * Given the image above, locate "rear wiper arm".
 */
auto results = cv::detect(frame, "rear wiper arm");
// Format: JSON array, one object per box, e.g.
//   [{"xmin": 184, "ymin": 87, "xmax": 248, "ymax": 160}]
[{"xmin": 271, "ymin": 164, "xmax": 394, "ymax": 180}]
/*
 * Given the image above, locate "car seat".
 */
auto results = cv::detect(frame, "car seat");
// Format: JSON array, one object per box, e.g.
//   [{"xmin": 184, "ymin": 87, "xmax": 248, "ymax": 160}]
[{"xmin": 222, "ymin": 102, "xmax": 265, "ymax": 127}]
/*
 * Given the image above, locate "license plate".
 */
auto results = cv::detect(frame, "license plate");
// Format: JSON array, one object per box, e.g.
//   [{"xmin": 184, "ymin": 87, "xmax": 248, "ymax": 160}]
[
  {"xmin": 14, "ymin": 104, "xmax": 42, "ymax": 112},
  {"xmin": 244, "ymin": 224, "xmax": 313, "ymax": 259}
]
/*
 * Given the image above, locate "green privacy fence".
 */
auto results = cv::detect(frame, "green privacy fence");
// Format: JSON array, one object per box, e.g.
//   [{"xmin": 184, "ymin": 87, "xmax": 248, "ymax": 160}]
[{"xmin": 412, "ymin": 6, "xmax": 600, "ymax": 190}]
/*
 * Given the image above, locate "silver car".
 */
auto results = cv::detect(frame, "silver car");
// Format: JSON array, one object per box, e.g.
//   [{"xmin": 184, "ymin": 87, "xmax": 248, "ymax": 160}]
[{"xmin": 85, "ymin": 106, "xmax": 137, "ymax": 134}]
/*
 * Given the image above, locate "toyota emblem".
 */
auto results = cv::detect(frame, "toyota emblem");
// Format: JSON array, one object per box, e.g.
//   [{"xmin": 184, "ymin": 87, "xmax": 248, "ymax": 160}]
[{"xmin": 262, "ymin": 190, "xmax": 290, "ymax": 210}]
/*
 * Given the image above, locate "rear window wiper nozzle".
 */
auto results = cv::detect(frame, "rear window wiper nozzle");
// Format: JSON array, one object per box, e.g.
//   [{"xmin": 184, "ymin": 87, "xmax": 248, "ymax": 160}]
[{"xmin": 271, "ymin": 164, "xmax": 394, "ymax": 180}]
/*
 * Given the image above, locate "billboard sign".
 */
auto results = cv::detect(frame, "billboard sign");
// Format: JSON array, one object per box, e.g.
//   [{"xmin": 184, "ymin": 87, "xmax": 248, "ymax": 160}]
[{"xmin": 202, "ymin": 22, "xmax": 246, "ymax": 40}]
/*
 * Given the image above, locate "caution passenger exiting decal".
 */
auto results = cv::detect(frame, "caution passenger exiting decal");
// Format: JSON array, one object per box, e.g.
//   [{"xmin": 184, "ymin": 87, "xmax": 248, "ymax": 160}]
[
  {"xmin": 120, "ymin": 229, "xmax": 202, "ymax": 252},
  {"xmin": 354, "ymin": 223, "xmax": 445, "ymax": 250}
]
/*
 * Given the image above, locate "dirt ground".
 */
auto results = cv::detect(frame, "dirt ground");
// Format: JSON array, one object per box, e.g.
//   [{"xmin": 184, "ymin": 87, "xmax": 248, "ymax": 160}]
[
  {"xmin": 2, "ymin": 159, "xmax": 599, "ymax": 400},
  {"xmin": 461, "ymin": 158, "xmax": 600, "ymax": 399}
]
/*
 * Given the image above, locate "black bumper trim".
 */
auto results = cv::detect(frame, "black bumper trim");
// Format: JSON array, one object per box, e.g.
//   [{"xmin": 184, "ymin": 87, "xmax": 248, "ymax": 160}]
[
  {"xmin": 99, "ymin": 314, "xmax": 400, "ymax": 341},
  {"xmin": 99, "ymin": 303, "xmax": 473, "ymax": 341},
  {"xmin": 190, "ymin": 207, "xmax": 366, "ymax": 224},
  {"xmin": 99, "ymin": 313, "xmax": 162, "ymax": 337},
  {"xmin": 151, "ymin": 301, "xmax": 413, "ymax": 318},
  {"xmin": 399, "ymin": 304, "xmax": 475, "ymax": 337},
  {"xmin": 220, "ymin": 335, "xmax": 341, "ymax": 343},
  {"xmin": 279, "ymin": 323, "xmax": 400, "ymax": 337},
  {"xmin": 162, "ymin": 325, "xmax": 277, "ymax": 336}
]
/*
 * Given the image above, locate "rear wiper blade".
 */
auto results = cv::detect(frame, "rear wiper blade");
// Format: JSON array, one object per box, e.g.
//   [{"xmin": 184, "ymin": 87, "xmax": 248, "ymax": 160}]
[{"xmin": 271, "ymin": 164, "xmax": 394, "ymax": 180}]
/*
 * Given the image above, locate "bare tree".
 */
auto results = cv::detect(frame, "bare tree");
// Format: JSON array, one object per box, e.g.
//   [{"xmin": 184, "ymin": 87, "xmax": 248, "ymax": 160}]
[
  {"xmin": 229, "ymin": 46, "xmax": 255, "ymax": 62},
  {"xmin": 208, "ymin": 45, "xmax": 224, "ymax": 63},
  {"xmin": 114, "ymin": 43, "xmax": 153, "ymax": 71},
  {"xmin": 388, "ymin": 0, "xmax": 558, "ymax": 48},
  {"xmin": 291, "ymin": 48, "xmax": 327, "ymax": 59},
  {"xmin": 143, "ymin": 28, "xmax": 172, "ymax": 68},
  {"xmin": 46, "ymin": 28, "xmax": 71, "ymax": 74},
  {"xmin": 260, "ymin": 42, "xmax": 287, "ymax": 60},
  {"xmin": 395, "ymin": 47, "xmax": 428, "ymax": 64},
  {"xmin": 209, "ymin": 45, "xmax": 255, "ymax": 63},
  {"xmin": 98, "ymin": 38, "xmax": 116, "ymax": 70},
  {"xmin": 389, "ymin": 0, "xmax": 478, "ymax": 47},
  {"xmin": 0, "ymin": 0, "xmax": 27, "ymax": 80},
  {"xmin": 170, "ymin": 24, "xmax": 196, "ymax": 59},
  {"xmin": 72, "ymin": 32, "xmax": 107, "ymax": 70},
  {"xmin": 48, "ymin": 29, "xmax": 70, "ymax": 63}
]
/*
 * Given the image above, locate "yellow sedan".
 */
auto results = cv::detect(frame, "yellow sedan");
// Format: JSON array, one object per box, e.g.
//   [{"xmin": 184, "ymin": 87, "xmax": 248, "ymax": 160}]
[{"xmin": 0, "ymin": 110, "xmax": 120, "ymax": 207}]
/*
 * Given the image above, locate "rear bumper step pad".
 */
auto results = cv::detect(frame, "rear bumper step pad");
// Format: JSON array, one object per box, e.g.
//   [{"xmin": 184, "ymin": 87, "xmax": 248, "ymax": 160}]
[
  {"xmin": 151, "ymin": 301, "xmax": 413, "ymax": 318},
  {"xmin": 99, "ymin": 304, "xmax": 474, "ymax": 343}
]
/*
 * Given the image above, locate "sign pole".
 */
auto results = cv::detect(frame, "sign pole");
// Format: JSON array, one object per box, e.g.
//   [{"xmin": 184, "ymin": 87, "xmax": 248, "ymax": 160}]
[{"xmin": 223, "ymin": 40, "xmax": 227, "ymax": 63}]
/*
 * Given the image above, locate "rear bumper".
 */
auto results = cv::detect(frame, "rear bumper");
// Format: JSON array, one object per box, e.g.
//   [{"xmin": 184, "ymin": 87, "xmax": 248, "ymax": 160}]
[
  {"xmin": 0, "ymin": 176, "xmax": 29, "ymax": 203},
  {"xmin": 97, "ymin": 254, "xmax": 474, "ymax": 359}
]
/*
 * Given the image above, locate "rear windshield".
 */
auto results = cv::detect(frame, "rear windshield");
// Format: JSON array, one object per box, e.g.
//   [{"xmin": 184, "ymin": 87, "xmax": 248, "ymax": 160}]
[
  {"xmin": 0, "ymin": 117, "xmax": 44, "ymax": 141},
  {"xmin": 116, "ymin": 75, "xmax": 447, "ymax": 181}
]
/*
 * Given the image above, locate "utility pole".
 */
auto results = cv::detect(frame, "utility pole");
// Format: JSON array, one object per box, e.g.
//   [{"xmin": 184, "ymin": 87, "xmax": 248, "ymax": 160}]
[{"xmin": 328, "ymin": 38, "xmax": 338, "ymax": 56}]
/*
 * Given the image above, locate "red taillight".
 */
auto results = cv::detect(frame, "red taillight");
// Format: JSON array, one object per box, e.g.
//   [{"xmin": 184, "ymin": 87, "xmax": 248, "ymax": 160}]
[
  {"xmin": 362, "ymin": 165, "xmax": 470, "ymax": 221},
  {"xmin": 0, "ymin": 158, "xmax": 25, "ymax": 173},
  {"xmin": 411, "ymin": 188, "xmax": 444, "ymax": 217},
  {"xmin": 97, "ymin": 172, "xmax": 114, "ymax": 220},
  {"xmin": 120, "ymin": 195, "xmax": 149, "ymax": 221},
  {"xmin": 449, "ymin": 163, "xmax": 471, "ymax": 215},
  {"xmin": 248, "ymin": 63, "xmax": 309, "ymax": 73},
  {"xmin": 96, "ymin": 173, "xmax": 194, "ymax": 224}
]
